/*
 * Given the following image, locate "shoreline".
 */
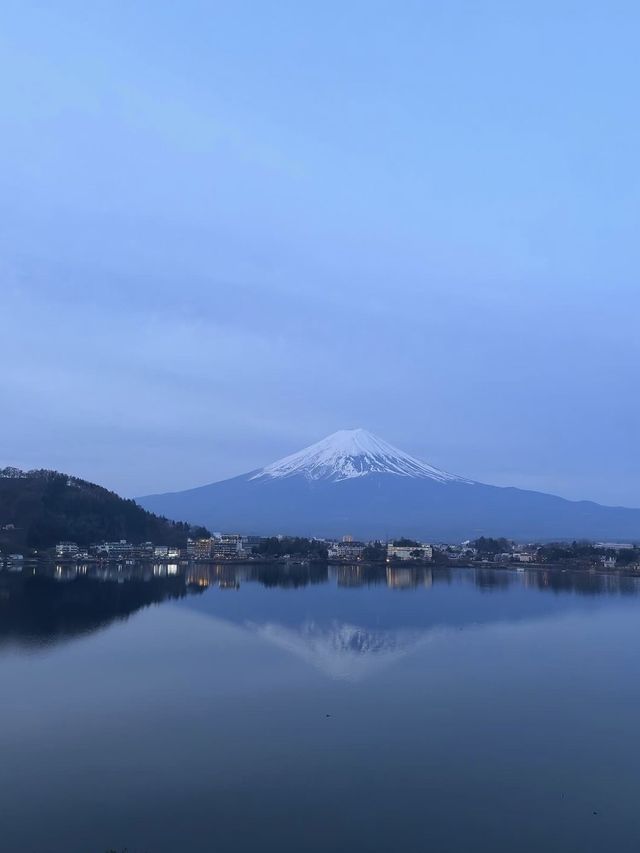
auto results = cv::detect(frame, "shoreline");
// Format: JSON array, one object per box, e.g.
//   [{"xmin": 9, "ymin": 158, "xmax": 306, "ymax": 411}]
[{"xmin": 4, "ymin": 555, "xmax": 640, "ymax": 580}]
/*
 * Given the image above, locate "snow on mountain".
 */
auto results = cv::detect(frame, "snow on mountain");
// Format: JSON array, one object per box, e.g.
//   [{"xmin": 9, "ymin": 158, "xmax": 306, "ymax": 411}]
[{"xmin": 250, "ymin": 428, "xmax": 469, "ymax": 483}]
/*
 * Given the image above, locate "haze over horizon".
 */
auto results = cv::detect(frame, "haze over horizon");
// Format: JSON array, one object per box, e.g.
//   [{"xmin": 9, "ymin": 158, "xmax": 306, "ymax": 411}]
[{"xmin": 2, "ymin": 2, "xmax": 639, "ymax": 507}]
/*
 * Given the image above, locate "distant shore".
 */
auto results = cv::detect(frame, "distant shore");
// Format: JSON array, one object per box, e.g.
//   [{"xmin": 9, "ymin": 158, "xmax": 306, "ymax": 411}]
[{"xmin": 5, "ymin": 554, "xmax": 640, "ymax": 579}]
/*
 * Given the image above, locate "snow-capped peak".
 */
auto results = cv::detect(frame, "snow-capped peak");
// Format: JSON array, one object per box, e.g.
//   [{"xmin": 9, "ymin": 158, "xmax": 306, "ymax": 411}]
[{"xmin": 250, "ymin": 428, "xmax": 468, "ymax": 483}]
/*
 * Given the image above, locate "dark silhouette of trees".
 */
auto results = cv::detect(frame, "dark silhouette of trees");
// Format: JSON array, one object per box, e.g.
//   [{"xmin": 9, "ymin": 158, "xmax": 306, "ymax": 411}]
[
  {"xmin": 0, "ymin": 469, "xmax": 210, "ymax": 553},
  {"xmin": 473, "ymin": 537, "xmax": 511, "ymax": 556},
  {"xmin": 253, "ymin": 536, "xmax": 328, "ymax": 560},
  {"xmin": 362, "ymin": 541, "xmax": 386, "ymax": 562}
]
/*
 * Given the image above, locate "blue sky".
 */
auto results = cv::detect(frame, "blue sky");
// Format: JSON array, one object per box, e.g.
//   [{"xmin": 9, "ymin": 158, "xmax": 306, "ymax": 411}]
[{"xmin": 1, "ymin": 1, "xmax": 639, "ymax": 504}]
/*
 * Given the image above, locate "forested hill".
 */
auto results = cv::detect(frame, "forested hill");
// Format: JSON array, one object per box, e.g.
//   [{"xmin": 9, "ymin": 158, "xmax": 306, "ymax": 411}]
[{"xmin": 0, "ymin": 468, "xmax": 209, "ymax": 553}]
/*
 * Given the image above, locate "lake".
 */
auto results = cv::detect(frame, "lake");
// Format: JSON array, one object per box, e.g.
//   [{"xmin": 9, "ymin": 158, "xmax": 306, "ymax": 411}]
[{"xmin": 1, "ymin": 563, "xmax": 640, "ymax": 853}]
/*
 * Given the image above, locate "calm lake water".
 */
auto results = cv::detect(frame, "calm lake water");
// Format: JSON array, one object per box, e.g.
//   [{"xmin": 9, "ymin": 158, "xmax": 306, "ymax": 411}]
[{"xmin": 2, "ymin": 563, "xmax": 640, "ymax": 853}]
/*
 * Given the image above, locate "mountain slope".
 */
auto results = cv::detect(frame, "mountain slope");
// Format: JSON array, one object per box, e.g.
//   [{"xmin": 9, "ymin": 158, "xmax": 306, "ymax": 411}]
[
  {"xmin": 0, "ymin": 468, "xmax": 209, "ymax": 553},
  {"xmin": 137, "ymin": 429, "xmax": 640, "ymax": 541}
]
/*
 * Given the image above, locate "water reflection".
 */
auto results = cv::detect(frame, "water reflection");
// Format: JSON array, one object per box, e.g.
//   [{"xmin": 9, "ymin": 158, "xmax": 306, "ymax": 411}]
[
  {"xmin": 1, "ymin": 563, "xmax": 638, "ymax": 663},
  {"xmin": 247, "ymin": 619, "xmax": 431, "ymax": 680},
  {"xmin": 180, "ymin": 563, "xmax": 640, "ymax": 679},
  {"xmin": 0, "ymin": 566, "xmax": 186, "ymax": 649},
  {"xmin": 3, "ymin": 562, "xmax": 640, "ymax": 853}
]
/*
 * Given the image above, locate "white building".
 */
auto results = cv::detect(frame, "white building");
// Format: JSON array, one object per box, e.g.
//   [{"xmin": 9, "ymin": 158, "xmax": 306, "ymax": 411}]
[
  {"xmin": 55, "ymin": 541, "xmax": 79, "ymax": 557},
  {"xmin": 212, "ymin": 534, "xmax": 244, "ymax": 559},
  {"xmin": 328, "ymin": 541, "xmax": 366, "ymax": 561},
  {"xmin": 513, "ymin": 553, "xmax": 535, "ymax": 563},
  {"xmin": 387, "ymin": 543, "xmax": 433, "ymax": 562},
  {"xmin": 101, "ymin": 540, "xmax": 134, "ymax": 557}
]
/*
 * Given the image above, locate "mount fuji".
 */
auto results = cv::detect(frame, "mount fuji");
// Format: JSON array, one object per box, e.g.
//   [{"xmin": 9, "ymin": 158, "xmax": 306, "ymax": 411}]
[
  {"xmin": 138, "ymin": 428, "xmax": 640, "ymax": 541},
  {"xmin": 250, "ymin": 429, "xmax": 468, "ymax": 484}
]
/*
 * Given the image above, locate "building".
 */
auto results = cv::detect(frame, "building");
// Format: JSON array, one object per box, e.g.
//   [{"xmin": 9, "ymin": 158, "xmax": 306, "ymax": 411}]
[
  {"xmin": 212, "ymin": 534, "xmax": 244, "ymax": 559},
  {"xmin": 387, "ymin": 543, "xmax": 433, "ymax": 562},
  {"xmin": 55, "ymin": 541, "xmax": 79, "ymax": 557},
  {"xmin": 100, "ymin": 540, "xmax": 134, "ymax": 558},
  {"xmin": 328, "ymin": 541, "xmax": 366, "ymax": 561},
  {"xmin": 513, "ymin": 553, "xmax": 535, "ymax": 563},
  {"xmin": 192, "ymin": 538, "xmax": 215, "ymax": 560}
]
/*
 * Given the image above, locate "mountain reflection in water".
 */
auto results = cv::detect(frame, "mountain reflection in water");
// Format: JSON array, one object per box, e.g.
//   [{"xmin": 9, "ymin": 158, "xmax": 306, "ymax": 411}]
[{"xmin": 1, "ymin": 562, "xmax": 637, "ymax": 662}]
